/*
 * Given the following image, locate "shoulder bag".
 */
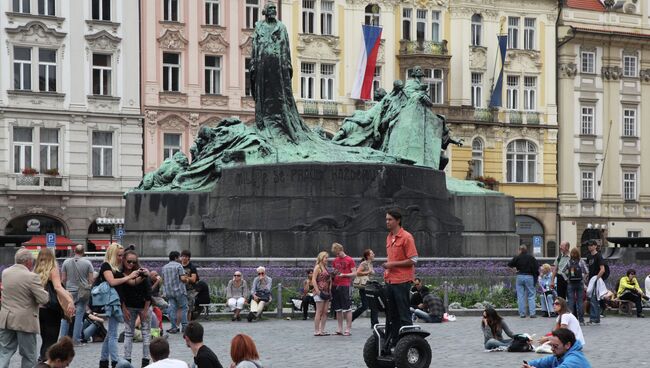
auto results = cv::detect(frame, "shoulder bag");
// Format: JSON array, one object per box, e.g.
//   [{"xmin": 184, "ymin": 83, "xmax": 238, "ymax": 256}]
[{"xmin": 71, "ymin": 259, "xmax": 92, "ymax": 302}]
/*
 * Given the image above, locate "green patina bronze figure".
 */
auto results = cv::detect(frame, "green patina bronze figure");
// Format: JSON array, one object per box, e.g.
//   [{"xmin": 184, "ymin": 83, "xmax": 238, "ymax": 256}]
[{"xmin": 133, "ymin": 1, "xmax": 479, "ymax": 194}]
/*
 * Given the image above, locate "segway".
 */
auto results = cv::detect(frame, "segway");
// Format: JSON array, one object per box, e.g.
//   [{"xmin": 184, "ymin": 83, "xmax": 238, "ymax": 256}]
[{"xmin": 362, "ymin": 281, "xmax": 432, "ymax": 368}]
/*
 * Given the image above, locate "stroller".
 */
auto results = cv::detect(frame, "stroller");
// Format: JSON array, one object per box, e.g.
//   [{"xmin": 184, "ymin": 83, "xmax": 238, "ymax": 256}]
[{"xmin": 363, "ymin": 281, "xmax": 432, "ymax": 368}]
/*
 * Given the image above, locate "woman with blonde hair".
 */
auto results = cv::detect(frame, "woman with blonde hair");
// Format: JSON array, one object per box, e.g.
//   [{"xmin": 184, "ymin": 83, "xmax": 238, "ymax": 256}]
[
  {"xmin": 97, "ymin": 243, "xmax": 139, "ymax": 368},
  {"xmin": 312, "ymin": 251, "xmax": 332, "ymax": 336},
  {"xmin": 538, "ymin": 263, "xmax": 557, "ymax": 317},
  {"xmin": 230, "ymin": 333, "xmax": 263, "ymax": 368},
  {"xmin": 34, "ymin": 248, "xmax": 74, "ymax": 361}
]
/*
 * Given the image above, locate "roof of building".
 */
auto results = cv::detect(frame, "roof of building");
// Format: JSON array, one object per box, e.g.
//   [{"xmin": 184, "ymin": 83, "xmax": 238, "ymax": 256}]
[
  {"xmin": 573, "ymin": 26, "xmax": 650, "ymax": 39},
  {"xmin": 566, "ymin": 0, "xmax": 606, "ymax": 11}
]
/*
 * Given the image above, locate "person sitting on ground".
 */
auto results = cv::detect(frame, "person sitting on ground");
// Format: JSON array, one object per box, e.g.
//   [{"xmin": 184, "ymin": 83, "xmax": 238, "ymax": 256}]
[
  {"xmin": 226, "ymin": 272, "xmax": 249, "ymax": 322},
  {"xmin": 481, "ymin": 308, "xmax": 516, "ymax": 350},
  {"xmin": 409, "ymin": 278, "xmax": 430, "ymax": 309},
  {"xmin": 301, "ymin": 270, "xmax": 316, "ymax": 320},
  {"xmin": 183, "ymin": 321, "xmax": 223, "ymax": 368},
  {"xmin": 410, "ymin": 291, "xmax": 445, "ymax": 323},
  {"xmin": 247, "ymin": 266, "xmax": 272, "ymax": 322},
  {"xmin": 617, "ymin": 268, "xmax": 647, "ymax": 318},
  {"xmin": 538, "ymin": 263, "xmax": 557, "ymax": 318},
  {"xmin": 523, "ymin": 328, "xmax": 591, "ymax": 368},
  {"xmin": 35, "ymin": 336, "xmax": 76, "ymax": 368},
  {"xmin": 149, "ymin": 271, "xmax": 169, "ymax": 311},
  {"xmin": 81, "ymin": 311, "xmax": 108, "ymax": 343},
  {"xmin": 229, "ymin": 333, "xmax": 264, "ymax": 368},
  {"xmin": 537, "ymin": 297, "xmax": 585, "ymax": 347},
  {"xmin": 147, "ymin": 337, "xmax": 189, "ymax": 368}
]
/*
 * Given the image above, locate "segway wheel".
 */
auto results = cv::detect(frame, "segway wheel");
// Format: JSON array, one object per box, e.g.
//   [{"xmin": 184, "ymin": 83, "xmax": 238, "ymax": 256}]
[
  {"xmin": 393, "ymin": 334, "xmax": 432, "ymax": 368},
  {"xmin": 363, "ymin": 334, "xmax": 393, "ymax": 368}
]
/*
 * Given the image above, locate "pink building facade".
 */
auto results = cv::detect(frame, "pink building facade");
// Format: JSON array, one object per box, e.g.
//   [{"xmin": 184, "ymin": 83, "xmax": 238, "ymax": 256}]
[{"xmin": 142, "ymin": 0, "xmax": 259, "ymax": 172}]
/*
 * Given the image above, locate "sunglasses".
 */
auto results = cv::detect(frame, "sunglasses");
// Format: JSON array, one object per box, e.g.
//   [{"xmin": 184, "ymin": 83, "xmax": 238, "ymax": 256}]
[
  {"xmin": 258, "ymin": 272, "xmax": 265, "ymax": 275},
  {"xmin": 126, "ymin": 260, "xmax": 137, "ymax": 265},
  {"xmin": 553, "ymin": 302, "xmax": 560, "ymax": 305},
  {"xmin": 234, "ymin": 274, "xmax": 241, "ymax": 277}
]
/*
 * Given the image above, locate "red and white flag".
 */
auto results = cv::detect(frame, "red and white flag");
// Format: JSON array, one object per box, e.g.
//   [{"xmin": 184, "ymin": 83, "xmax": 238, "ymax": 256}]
[{"xmin": 350, "ymin": 25, "xmax": 382, "ymax": 100}]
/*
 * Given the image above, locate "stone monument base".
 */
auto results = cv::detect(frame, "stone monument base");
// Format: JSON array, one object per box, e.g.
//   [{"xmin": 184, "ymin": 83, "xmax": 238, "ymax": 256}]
[{"xmin": 124, "ymin": 163, "xmax": 518, "ymax": 257}]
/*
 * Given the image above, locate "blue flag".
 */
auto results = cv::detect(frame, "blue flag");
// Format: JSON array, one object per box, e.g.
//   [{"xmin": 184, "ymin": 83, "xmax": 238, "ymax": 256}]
[{"xmin": 489, "ymin": 35, "xmax": 508, "ymax": 108}]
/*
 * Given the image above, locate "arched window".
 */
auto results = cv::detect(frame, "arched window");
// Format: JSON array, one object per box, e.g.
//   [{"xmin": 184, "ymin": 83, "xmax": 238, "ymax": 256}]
[
  {"xmin": 471, "ymin": 137, "xmax": 483, "ymax": 178},
  {"xmin": 471, "ymin": 14, "xmax": 482, "ymax": 46},
  {"xmin": 506, "ymin": 139, "xmax": 537, "ymax": 183},
  {"xmin": 365, "ymin": 4, "xmax": 380, "ymax": 26}
]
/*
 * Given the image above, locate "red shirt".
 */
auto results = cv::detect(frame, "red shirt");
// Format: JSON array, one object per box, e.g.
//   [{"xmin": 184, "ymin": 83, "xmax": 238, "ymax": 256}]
[
  {"xmin": 332, "ymin": 255, "xmax": 355, "ymax": 287},
  {"xmin": 384, "ymin": 227, "xmax": 418, "ymax": 284}
]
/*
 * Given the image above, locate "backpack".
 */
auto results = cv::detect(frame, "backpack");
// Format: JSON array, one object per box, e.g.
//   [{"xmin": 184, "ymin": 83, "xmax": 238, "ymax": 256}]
[
  {"xmin": 508, "ymin": 334, "xmax": 533, "ymax": 352},
  {"xmin": 568, "ymin": 259, "xmax": 583, "ymax": 283},
  {"xmin": 602, "ymin": 262, "xmax": 610, "ymax": 281}
]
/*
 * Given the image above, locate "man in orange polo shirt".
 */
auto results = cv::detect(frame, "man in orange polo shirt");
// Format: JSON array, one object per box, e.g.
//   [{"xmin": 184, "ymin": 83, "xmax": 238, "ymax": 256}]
[{"xmin": 382, "ymin": 209, "xmax": 419, "ymax": 349}]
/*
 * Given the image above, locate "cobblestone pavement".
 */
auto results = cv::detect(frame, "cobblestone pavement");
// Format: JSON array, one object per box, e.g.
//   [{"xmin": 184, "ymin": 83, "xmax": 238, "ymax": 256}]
[{"xmin": 11, "ymin": 314, "xmax": 648, "ymax": 367}]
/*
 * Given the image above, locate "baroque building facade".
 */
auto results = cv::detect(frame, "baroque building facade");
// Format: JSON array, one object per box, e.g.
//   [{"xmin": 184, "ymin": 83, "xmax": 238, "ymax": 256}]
[
  {"xmin": 0, "ymin": 0, "xmax": 142, "ymax": 248},
  {"xmin": 557, "ymin": 0, "xmax": 650, "ymax": 256}
]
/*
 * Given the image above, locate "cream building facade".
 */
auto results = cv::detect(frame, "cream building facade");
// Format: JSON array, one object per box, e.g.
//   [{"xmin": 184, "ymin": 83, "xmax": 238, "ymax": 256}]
[
  {"xmin": 557, "ymin": 0, "xmax": 650, "ymax": 255},
  {"xmin": 0, "ymin": 0, "xmax": 142, "ymax": 247}
]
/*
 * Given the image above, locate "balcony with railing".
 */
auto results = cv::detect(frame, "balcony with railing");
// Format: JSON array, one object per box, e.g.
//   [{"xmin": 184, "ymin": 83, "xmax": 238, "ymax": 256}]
[
  {"xmin": 10, "ymin": 174, "xmax": 69, "ymax": 191},
  {"xmin": 399, "ymin": 39, "xmax": 448, "ymax": 55},
  {"xmin": 299, "ymin": 100, "xmax": 340, "ymax": 116},
  {"xmin": 506, "ymin": 110, "xmax": 542, "ymax": 125}
]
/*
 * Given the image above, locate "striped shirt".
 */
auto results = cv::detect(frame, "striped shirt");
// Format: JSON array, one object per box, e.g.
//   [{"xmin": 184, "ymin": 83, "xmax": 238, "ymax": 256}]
[{"xmin": 161, "ymin": 260, "xmax": 186, "ymax": 297}]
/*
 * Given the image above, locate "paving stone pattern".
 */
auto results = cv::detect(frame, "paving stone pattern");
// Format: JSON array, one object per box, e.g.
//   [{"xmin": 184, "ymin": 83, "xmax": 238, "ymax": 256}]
[{"xmin": 11, "ymin": 315, "xmax": 647, "ymax": 367}]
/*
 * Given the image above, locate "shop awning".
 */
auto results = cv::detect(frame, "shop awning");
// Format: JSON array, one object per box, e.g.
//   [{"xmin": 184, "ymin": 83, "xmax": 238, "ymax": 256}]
[
  {"xmin": 22, "ymin": 235, "xmax": 78, "ymax": 250},
  {"xmin": 89, "ymin": 239, "xmax": 111, "ymax": 250}
]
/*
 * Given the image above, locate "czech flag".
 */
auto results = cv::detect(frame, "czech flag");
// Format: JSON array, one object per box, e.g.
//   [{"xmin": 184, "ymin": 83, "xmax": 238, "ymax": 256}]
[
  {"xmin": 351, "ymin": 24, "xmax": 382, "ymax": 100},
  {"xmin": 489, "ymin": 34, "xmax": 508, "ymax": 107}
]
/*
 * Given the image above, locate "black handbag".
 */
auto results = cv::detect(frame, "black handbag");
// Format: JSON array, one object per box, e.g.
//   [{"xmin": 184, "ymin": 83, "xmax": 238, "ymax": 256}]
[
  {"xmin": 319, "ymin": 291, "xmax": 331, "ymax": 301},
  {"xmin": 45, "ymin": 281, "xmax": 62, "ymax": 312}
]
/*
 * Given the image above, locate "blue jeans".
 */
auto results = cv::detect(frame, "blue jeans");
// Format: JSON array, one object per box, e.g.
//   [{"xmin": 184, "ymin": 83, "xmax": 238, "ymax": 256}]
[
  {"xmin": 515, "ymin": 275, "xmax": 536, "ymax": 317},
  {"xmin": 539, "ymin": 291, "xmax": 556, "ymax": 313},
  {"xmin": 115, "ymin": 358, "xmax": 134, "ymax": 368},
  {"xmin": 410, "ymin": 307, "xmax": 442, "ymax": 323},
  {"xmin": 167, "ymin": 294, "xmax": 188, "ymax": 330},
  {"xmin": 59, "ymin": 292, "xmax": 87, "ymax": 343},
  {"xmin": 485, "ymin": 338, "xmax": 512, "ymax": 350},
  {"xmin": 123, "ymin": 308, "xmax": 150, "ymax": 360},
  {"xmin": 100, "ymin": 314, "xmax": 119, "ymax": 363},
  {"xmin": 567, "ymin": 282, "xmax": 584, "ymax": 322},
  {"xmin": 589, "ymin": 282, "xmax": 600, "ymax": 322}
]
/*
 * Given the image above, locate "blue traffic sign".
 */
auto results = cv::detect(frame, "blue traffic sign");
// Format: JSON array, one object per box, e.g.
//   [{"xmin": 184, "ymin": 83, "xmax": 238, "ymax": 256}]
[
  {"xmin": 46, "ymin": 233, "xmax": 56, "ymax": 248},
  {"xmin": 116, "ymin": 228, "xmax": 125, "ymax": 237}
]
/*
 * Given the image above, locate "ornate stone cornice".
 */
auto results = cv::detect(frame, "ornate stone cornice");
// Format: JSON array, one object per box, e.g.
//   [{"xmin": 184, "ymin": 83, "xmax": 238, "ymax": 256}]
[
  {"xmin": 239, "ymin": 36, "xmax": 253, "ymax": 57},
  {"xmin": 85, "ymin": 30, "xmax": 122, "ymax": 51},
  {"xmin": 345, "ymin": 0, "xmax": 400, "ymax": 11},
  {"xmin": 157, "ymin": 114, "xmax": 188, "ymax": 130},
  {"xmin": 199, "ymin": 33, "xmax": 229, "ymax": 54},
  {"xmin": 639, "ymin": 69, "xmax": 650, "ymax": 83},
  {"xmin": 296, "ymin": 34, "xmax": 341, "ymax": 60},
  {"xmin": 558, "ymin": 62, "xmax": 577, "ymax": 79},
  {"xmin": 157, "ymin": 29, "xmax": 188, "ymax": 51},
  {"xmin": 5, "ymin": 21, "xmax": 66, "ymax": 44},
  {"xmin": 601, "ymin": 66, "xmax": 621, "ymax": 80},
  {"xmin": 449, "ymin": 6, "xmax": 499, "ymax": 19}
]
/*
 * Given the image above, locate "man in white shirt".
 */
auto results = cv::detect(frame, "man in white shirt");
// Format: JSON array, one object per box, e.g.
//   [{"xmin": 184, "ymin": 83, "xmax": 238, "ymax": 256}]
[{"xmin": 146, "ymin": 338, "xmax": 188, "ymax": 368}]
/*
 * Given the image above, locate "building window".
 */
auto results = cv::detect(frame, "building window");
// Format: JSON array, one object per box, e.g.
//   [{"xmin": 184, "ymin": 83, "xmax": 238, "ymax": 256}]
[
  {"xmin": 163, "ymin": 133, "xmax": 181, "ymax": 160},
  {"xmin": 580, "ymin": 106, "xmax": 594, "ymax": 135},
  {"xmin": 506, "ymin": 75, "xmax": 519, "ymax": 110},
  {"xmin": 205, "ymin": 0, "xmax": 220, "ymax": 25},
  {"xmin": 13, "ymin": 0, "xmax": 30, "ymax": 13},
  {"xmin": 623, "ymin": 54, "xmax": 637, "ymax": 77},
  {"xmin": 471, "ymin": 72, "xmax": 482, "ymax": 108},
  {"xmin": 245, "ymin": 0, "xmax": 260, "ymax": 29},
  {"xmin": 507, "ymin": 17, "xmax": 519, "ymax": 49},
  {"xmin": 402, "ymin": 8, "xmax": 412, "ymax": 41},
  {"xmin": 40, "ymin": 128, "xmax": 59, "ymax": 172},
  {"xmin": 162, "ymin": 53, "xmax": 180, "ymax": 92},
  {"xmin": 623, "ymin": 171, "xmax": 637, "ymax": 201},
  {"xmin": 204, "ymin": 55, "xmax": 222, "ymax": 95},
  {"xmin": 13, "ymin": 127, "xmax": 33, "ymax": 173},
  {"xmin": 471, "ymin": 14, "xmax": 482, "ymax": 46},
  {"xmin": 424, "ymin": 68, "xmax": 443, "ymax": 104},
  {"xmin": 302, "ymin": 0, "xmax": 315, "ymax": 34},
  {"xmin": 471, "ymin": 138, "xmax": 483, "ymax": 178},
  {"xmin": 581, "ymin": 170, "xmax": 594, "ymax": 200},
  {"xmin": 320, "ymin": 64, "xmax": 334, "ymax": 100},
  {"xmin": 163, "ymin": 0, "xmax": 179, "ymax": 22},
  {"xmin": 321, "ymin": 1, "xmax": 334, "ymax": 35},
  {"xmin": 628, "ymin": 231, "xmax": 641, "ymax": 238},
  {"xmin": 38, "ymin": 0, "xmax": 56, "ymax": 16},
  {"xmin": 623, "ymin": 108, "xmax": 637, "ymax": 137},
  {"xmin": 523, "ymin": 76, "xmax": 536, "ymax": 111},
  {"xmin": 416, "ymin": 9, "xmax": 426, "ymax": 41},
  {"xmin": 13, "ymin": 47, "xmax": 32, "ymax": 91},
  {"xmin": 92, "ymin": 54, "xmax": 112, "ymax": 96},
  {"xmin": 92, "ymin": 131, "xmax": 113, "ymax": 176},
  {"xmin": 431, "ymin": 11, "xmax": 440, "ymax": 42},
  {"xmin": 244, "ymin": 58, "xmax": 253, "ymax": 97},
  {"xmin": 38, "ymin": 49, "xmax": 56, "ymax": 92},
  {"xmin": 581, "ymin": 51, "xmax": 595, "ymax": 74},
  {"xmin": 506, "ymin": 139, "xmax": 537, "ymax": 183},
  {"xmin": 372, "ymin": 66, "xmax": 382, "ymax": 99},
  {"xmin": 523, "ymin": 18, "xmax": 535, "ymax": 50},
  {"xmin": 364, "ymin": 4, "xmax": 380, "ymax": 26},
  {"xmin": 91, "ymin": 0, "xmax": 110, "ymax": 21},
  {"xmin": 300, "ymin": 62, "xmax": 315, "ymax": 99}
]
